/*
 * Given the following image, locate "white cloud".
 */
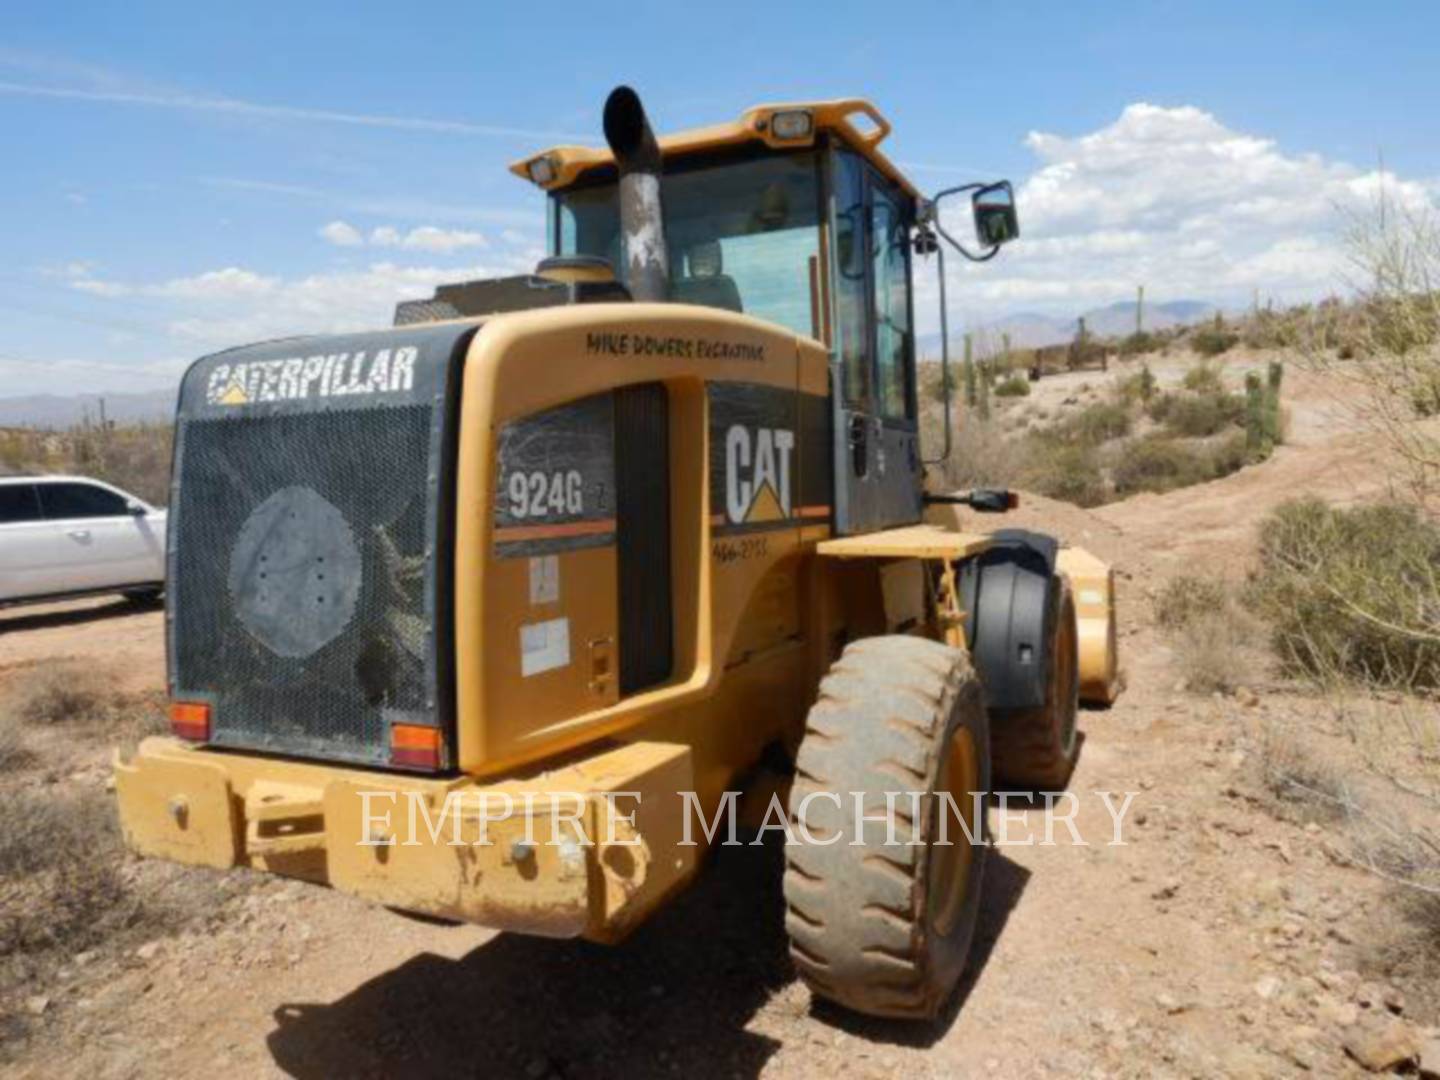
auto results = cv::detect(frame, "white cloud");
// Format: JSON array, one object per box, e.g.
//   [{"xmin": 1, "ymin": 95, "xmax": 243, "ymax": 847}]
[
  {"xmin": 332, "ymin": 223, "xmax": 491, "ymax": 252},
  {"xmin": 933, "ymin": 102, "xmax": 1439, "ymax": 327},
  {"xmin": 398, "ymin": 225, "xmax": 488, "ymax": 252},
  {"xmin": 81, "ymin": 256, "xmax": 535, "ymax": 350},
  {"xmin": 318, "ymin": 220, "xmax": 364, "ymax": 247}
]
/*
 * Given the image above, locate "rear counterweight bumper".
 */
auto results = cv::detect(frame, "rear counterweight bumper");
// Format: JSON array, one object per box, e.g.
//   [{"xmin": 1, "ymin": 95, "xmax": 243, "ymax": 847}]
[{"xmin": 114, "ymin": 737, "xmax": 698, "ymax": 942}]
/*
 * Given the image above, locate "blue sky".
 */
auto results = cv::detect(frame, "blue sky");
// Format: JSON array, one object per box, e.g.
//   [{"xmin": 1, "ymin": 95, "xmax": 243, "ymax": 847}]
[{"xmin": 3, "ymin": 1, "xmax": 1438, "ymax": 396}]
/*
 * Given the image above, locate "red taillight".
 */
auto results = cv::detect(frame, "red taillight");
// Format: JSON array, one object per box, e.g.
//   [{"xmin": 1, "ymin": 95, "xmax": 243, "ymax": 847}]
[
  {"xmin": 390, "ymin": 724, "xmax": 442, "ymax": 770},
  {"xmin": 170, "ymin": 701, "xmax": 211, "ymax": 741}
]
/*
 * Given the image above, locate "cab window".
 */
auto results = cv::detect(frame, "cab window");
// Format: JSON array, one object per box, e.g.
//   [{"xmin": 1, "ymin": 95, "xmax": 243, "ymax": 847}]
[
  {"xmin": 38, "ymin": 482, "xmax": 129, "ymax": 519},
  {"xmin": 832, "ymin": 150, "xmax": 871, "ymax": 406},
  {"xmin": 830, "ymin": 149, "xmax": 915, "ymax": 420},
  {"xmin": 871, "ymin": 182, "xmax": 913, "ymax": 420},
  {"xmin": 555, "ymin": 152, "xmax": 821, "ymax": 337}
]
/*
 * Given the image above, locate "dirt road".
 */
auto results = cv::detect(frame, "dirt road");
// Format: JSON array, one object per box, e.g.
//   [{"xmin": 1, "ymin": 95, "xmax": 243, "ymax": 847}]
[{"xmin": 2, "ymin": 353, "xmax": 1433, "ymax": 1078}]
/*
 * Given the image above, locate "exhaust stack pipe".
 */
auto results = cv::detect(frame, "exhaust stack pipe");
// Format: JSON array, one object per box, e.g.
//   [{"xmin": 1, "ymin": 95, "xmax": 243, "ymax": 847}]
[{"xmin": 603, "ymin": 86, "xmax": 669, "ymax": 303}]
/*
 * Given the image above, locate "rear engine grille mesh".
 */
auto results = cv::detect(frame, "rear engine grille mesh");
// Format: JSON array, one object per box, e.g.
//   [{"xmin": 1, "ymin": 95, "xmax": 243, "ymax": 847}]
[{"xmin": 172, "ymin": 406, "xmax": 433, "ymax": 764}]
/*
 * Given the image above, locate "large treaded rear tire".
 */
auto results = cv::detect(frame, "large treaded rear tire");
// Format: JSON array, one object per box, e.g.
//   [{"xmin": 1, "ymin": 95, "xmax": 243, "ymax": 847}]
[
  {"xmin": 783, "ymin": 636, "xmax": 990, "ymax": 1020},
  {"xmin": 991, "ymin": 575, "xmax": 1079, "ymax": 791}
]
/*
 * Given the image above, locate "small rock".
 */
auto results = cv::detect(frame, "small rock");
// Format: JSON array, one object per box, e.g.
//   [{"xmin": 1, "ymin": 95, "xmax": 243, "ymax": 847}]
[
  {"xmin": 524, "ymin": 1057, "xmax": 549, "ymax": 1079},
  {"xmin": 1155, "ymin": 991, "xmax": 1186, "ymax": 1015},
  {"xmin": 1382, "ymin": 985, "xmax": 1405, "ymax": 1015},
  {"xmin": 1343, "ymin": 1016, "xmax": 1421, "ymax": 1072},
  {"xmin": 25, "ymin": 995, "xmax": 50, "ymax": 1017},
  {"xmin": 74, "ymin": 950, "xmax": 97, "ymax": 967},
  {"xmin": 1254, "ymin": 975, "xmax": 1282, "ymax": 1001},
  {"xmin": 1355, "ymin": 982, "xmax": 1388, "ymax": 1010},
  {"xmin": 136, "ymin": 941, "xmax": 161, "ymax": 962},
  {"xmin": 1151, "ymin": 880, "xmax": 1180, "ymax": 901}
]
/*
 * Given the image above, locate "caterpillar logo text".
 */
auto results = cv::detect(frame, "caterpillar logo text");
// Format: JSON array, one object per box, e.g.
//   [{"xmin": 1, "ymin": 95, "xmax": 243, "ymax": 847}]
[{"xmin": 725, "ymin": 425, "xmax": 793, "ymax": 525}]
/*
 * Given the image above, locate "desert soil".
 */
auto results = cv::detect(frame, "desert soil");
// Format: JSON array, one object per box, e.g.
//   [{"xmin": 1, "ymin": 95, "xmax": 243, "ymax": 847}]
[{"xmin": 1, "ymin": 349, "xmax": 1435, "ymax": 1078}]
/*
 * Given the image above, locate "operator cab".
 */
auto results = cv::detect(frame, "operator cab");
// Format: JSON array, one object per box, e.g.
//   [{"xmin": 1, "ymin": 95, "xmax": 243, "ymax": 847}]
[{"xmin": 512, "ymin": 98, "xmax": 1019, "ymax": 535}]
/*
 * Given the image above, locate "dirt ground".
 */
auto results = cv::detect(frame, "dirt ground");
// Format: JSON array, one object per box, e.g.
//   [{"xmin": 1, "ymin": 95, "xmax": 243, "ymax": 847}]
[{"xmin": 1, "ymin": 351, "xmax": 1436, "ymax": 1078}]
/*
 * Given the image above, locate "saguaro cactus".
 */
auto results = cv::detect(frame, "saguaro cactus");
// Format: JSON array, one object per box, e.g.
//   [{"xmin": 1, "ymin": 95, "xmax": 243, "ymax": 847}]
[
  {"xmin": 1245, "ymin": 371, "xmax": 1267, "ymax": 456},
  {"xmin": 1264, "ymin": 360, "xmax": 1284, "ymax": 446},
  {"xmin": 963, "ymin": 333, "xmax": 977, "ymax": 408},
  {"xmin": 977, "ymin": 359, "xmax": 991, "ymax": 421}
]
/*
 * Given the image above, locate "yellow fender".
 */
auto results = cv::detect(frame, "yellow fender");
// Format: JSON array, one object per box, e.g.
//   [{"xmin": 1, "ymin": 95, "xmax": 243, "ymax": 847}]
[{"xmin": 1056, "ymin": 546, "xmax": 1122, "ymax": 705}]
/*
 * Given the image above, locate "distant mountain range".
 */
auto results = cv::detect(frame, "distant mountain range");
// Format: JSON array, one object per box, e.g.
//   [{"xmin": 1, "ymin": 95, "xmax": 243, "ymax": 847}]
[
  {"xmin": 918, "ymin": 299, "xmax": 1218, "ymax": 355},
  {"xmin": 1, "ymin": 297, "xmax": 1219, "ymax": 426},
  {"xmin": 0, "ymin": 389, "xmax": 175, "ymax": 430}
]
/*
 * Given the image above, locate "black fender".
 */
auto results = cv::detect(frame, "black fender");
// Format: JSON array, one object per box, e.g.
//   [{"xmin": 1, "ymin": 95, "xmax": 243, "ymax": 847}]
[{"xmin": 958, "ymin": 529, "xmax": 1061, "ymax": 712}]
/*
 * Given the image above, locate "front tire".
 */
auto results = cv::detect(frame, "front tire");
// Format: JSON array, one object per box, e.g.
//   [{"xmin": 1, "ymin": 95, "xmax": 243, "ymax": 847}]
[
  {"xmin": 991, "ymin": 576, "xmax": 1079, "ymax": 791},
  {"xmin": 783, "ymin": 636, "xmax": 991, "ymax": 1020}
]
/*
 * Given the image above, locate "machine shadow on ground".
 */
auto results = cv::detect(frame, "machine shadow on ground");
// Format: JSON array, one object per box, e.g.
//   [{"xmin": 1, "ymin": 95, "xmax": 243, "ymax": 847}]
[{"xmin": 265, "ymin": 836, "xmax": 1031, "ymax": 1079}]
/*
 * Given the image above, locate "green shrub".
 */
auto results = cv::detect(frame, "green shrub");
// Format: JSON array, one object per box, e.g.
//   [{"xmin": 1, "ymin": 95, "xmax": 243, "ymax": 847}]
[
  {"xmin": 1111, "ymin": 435, "xmax": 1220, "ymax": 495},
  {"xmin": 1144, "ymin": 392, "xmax": 1175, "ymax": 423},
  {"xmin": 1254, "ymin": 498, "xmax": 1440, "ymax": 689},
  {"xmin": 6, "ymin": 662, "xmax": 113, "ymax": 726},
  {"xmin": 1024, "ymin": 440, "xmax": 1106, "ymax": 507},
  {"xmin": 1060, "ymin": 399, "xmax": 1132, "ymax": 444},
  {"xmin": 1190, "ymin": 325, "xmax": 1239, "ymax": 357},
  {"xmin": 1120, "ymin": 330, "xmax": 1160, "ymax": 356},
  {"xmin": 0, "ymin": 712, "xmax": 31, "ymax": 772},
  {"xmin": 1162, "ymin": 391, "xmax": 1245, "ymax": 438},
  {"xmin": 1154, "ymin": 575, "xmax": 1229, "ymax": 630},
  {"xmin": 1118, "ymin": 365, "xmax": 1158, "ymax": 404},
  {"xmin": 1209, "ymin": 429, "xmax": 1251, "ymax": 477},
  {"xmin": 1182, "ymin": 362, "xmax": 1226, "ymax": 394},
  {"xmin": 994, "ymin": 373, "xmax": 1030, "ymax": 398}
]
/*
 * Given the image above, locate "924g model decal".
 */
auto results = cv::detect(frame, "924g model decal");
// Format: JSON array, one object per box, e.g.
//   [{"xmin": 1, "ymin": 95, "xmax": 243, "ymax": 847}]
[{"xmin": 493, "ymin": 393, "xmax": 616, "ymax": 558}]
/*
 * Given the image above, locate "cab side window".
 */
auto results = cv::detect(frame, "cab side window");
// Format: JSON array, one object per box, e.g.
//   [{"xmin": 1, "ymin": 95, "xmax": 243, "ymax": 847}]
[
  {"xmin": 0, "ymin": 485, "xmax": 43, "ymax": 524},
  {"xmin": 832, "ymin": 151, "xmax": 872, "ymax": 407},
  {"xmin": 38, "ymin": 483, "xmax": 129, "ymax": 519},
  {"xmin": 871, "ymin": 184, "xmax": 913, "ymax": 420}
]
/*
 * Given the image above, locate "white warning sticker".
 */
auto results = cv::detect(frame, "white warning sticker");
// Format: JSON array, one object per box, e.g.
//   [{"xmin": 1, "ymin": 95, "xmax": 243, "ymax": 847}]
[
  {"xmin": 520, "ymin": 617, "xmax": 571, "ymax": 677},
  {"xmin": 528, "ymin": 555, "xmax": 560, "ymax": 605}
]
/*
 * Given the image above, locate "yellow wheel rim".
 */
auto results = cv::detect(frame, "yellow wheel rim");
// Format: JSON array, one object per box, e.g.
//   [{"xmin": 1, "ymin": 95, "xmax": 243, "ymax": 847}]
[{"xmin": 928, "ymin": 726, "xmax": 980, "ymax": 937}]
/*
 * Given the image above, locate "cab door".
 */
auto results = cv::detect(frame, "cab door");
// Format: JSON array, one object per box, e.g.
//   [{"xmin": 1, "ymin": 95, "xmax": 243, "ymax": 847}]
[{"xmin": 828, "ymin": 149, "xmax": 922, "ymax": 535}]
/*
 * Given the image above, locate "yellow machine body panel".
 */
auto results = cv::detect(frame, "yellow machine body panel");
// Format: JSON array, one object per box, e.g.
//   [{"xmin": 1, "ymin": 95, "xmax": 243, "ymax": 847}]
[{"xmin": 453, "ymin": 303, "xmax": 833, "ymax": 808}]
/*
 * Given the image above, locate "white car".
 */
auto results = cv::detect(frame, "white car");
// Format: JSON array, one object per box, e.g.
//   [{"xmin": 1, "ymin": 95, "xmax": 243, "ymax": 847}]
[{"xmin": 0, "ymin": 475, "xmax": 167, "ymax": 606}]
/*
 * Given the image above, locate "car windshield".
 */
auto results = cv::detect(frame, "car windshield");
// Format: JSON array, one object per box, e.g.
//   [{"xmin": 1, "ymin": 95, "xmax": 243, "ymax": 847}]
[{"xmin": 553, "ymin": 151, "xmax": 821, "ymax": 337}]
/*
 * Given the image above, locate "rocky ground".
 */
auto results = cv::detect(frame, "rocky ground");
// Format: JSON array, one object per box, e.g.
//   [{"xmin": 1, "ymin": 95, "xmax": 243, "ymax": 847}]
[{"xmin": 1, "ymin": 350, "xmax": 1437, "ymax": 1078}]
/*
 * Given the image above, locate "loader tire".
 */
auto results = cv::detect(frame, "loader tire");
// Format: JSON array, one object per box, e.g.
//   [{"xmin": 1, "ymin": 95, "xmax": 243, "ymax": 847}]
[
  {"xmin": 991, "ymin": 575, "xmax": 1079, "ymax": 792},
  {"xmin": 784, "ymin": 636, "xmax": 990, "ymax": 1020}
]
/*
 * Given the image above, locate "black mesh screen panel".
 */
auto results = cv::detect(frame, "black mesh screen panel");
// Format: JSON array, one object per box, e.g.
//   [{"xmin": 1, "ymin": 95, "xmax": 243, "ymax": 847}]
[{"xmin": 167, "ymin": 325, "xmax": 473, "ymax": 768}]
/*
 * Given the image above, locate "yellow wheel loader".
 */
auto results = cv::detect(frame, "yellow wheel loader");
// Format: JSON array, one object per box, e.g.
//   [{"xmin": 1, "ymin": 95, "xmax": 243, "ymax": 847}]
[{"xmin": 114, "ymin": 87, "xmax": 1120, "ymax": 1021}]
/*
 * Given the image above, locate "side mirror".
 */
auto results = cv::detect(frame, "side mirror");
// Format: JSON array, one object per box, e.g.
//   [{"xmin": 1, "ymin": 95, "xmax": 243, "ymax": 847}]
[
  {"xmin": 126, "ymin": 500, "xmax": 148, "ymax": 517},
  {"xmin": 972, "ymin": 181, "xmax": 1019, "ymax": 248}
]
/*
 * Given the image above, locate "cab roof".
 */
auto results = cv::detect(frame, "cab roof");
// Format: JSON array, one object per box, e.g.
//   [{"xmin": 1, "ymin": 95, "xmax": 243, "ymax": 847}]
[{"xmin": 509, "ymin": 98, "xmax": 921, "ymax": 202}]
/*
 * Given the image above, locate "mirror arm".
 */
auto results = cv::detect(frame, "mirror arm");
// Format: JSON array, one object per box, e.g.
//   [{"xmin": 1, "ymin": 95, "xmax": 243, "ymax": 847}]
[{"xmin": 926, "ymin": 183, "xmax": 1003, "ymax": 264}]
